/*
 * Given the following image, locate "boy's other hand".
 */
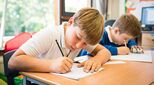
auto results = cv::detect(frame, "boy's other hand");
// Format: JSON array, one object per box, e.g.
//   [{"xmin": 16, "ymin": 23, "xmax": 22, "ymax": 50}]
[
  {"xmin": 131, "ymin": 45, "xmax": 144, "ymax": 53},
  {"xmin": 50, "ymin": 57, "xmax": 73, "ymax": 73},
  {"xmin": 77, "ymin": 58, "xmax": 102, "ymax": 73},
  {"xmin": 118, "ymin": 46, "xmax": 130, "ymax": 55}
]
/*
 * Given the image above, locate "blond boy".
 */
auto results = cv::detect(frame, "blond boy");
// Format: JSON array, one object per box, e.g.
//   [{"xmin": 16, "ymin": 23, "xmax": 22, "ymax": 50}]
[{"xmin": 8, "ymin": 8, "xmax": 111, "ymax": 73}]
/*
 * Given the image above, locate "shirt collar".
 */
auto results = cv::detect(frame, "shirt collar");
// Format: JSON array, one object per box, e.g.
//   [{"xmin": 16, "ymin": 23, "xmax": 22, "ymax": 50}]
[
  {"xmin": 106, "ymin": 26, "xmax": 113, "ymax": 42},
  {"xmin": 60, "ymin": 22, "xmax": 67, "ymax": 48}
]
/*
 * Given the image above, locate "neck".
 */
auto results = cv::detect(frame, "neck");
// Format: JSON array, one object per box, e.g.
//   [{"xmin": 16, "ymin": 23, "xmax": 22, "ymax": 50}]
[{"xmin": 63, "ymin": 23, "xmax": 71, "ymax": 50}]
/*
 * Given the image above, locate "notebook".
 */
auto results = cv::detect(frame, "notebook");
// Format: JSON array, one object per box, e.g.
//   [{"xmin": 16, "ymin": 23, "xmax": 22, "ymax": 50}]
[
  {"xmin": 52, "ymin": 63, "xmax": 104, "ymax": 80},
  {"xmin": 111, "ymin": 50, "xmax": 152, "ymax": 62}
]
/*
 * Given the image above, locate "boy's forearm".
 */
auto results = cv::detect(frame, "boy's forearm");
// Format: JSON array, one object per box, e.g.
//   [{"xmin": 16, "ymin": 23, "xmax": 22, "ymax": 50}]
[
  {"xmin": 94, "ymin": 48, "xmax": 111, "ymax": 64},
  {"xmin": 9, "ymin": 55, "xmax": 52, "ymax": 72}
]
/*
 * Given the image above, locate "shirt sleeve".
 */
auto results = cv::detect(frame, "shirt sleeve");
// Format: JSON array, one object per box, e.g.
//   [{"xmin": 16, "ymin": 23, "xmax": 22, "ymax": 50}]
[
  {"xmin": 104, "ymin": 45, "xmax": 118, "ymax": 55},
  {"xmin": 127, "ymin": 39, "xmax": 137, "ymax": 48},
  {"xmin": 20, "ymin": 28, "xmax": 53, "ymax": 57},
  {"xmin": 79, "ymin": 50, "xmax": 92, "ymax": 56}
]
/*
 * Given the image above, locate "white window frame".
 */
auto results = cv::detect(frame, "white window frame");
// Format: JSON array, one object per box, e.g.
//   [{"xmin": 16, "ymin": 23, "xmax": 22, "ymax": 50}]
[{"xmin": 0, "ymin": 0, "xmax": 8, "ymax": 50}]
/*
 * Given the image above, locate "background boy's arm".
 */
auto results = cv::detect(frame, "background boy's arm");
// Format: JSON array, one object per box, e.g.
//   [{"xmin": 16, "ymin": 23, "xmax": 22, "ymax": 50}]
[
  {"xmin": 8, "ymin": 49, "xmax": 73, "ymax": 73},
  {"xmin": 104, "ymin": 45, "xmax": 118, "ymax": 55},
  {"xmin": 103, "ymin": 45, "xmax": 130, "ymax": 55},
  {"xmin": 127, "ymin": 39, "xmax": 144, "ymax": 53}
]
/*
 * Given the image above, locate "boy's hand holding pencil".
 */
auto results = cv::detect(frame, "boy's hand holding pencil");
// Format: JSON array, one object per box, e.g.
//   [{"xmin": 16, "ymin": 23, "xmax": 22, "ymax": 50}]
[
  {"xmin": 117, "ymin": 41, "xmax": 130, "ymax": 55},
  {"xmin": 50, "ymin": 57, "xmax": 73, "ymax": 73},
  {"xmin": 54, "ymin": 40, "xmax": 73, "ymax": 73}
]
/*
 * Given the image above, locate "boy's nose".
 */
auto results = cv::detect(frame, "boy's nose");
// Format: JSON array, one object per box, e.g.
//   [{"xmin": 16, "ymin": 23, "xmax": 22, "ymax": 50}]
[{"xmin": 76, "ymin": 41, "xmax": 87, "ymax": 49}]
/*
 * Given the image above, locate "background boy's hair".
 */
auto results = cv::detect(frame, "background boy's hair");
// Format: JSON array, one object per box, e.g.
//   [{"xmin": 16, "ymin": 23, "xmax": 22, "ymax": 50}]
[
  {"xmin": 73, "ymin": 8, "xmax": 104, "ymax": 45},
  {"xmin": 112, "ymin": 14, "xmax": 141, "ymax": 38}
]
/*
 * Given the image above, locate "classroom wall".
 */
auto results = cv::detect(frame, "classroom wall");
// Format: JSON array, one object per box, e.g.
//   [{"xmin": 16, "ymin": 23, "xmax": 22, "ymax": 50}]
[{"xmin": 107, "ymin": 0, "xmax": 125, "ymax": 20}]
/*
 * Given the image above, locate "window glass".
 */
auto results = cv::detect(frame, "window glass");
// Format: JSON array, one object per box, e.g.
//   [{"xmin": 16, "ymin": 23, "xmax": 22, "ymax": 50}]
[
  {"xmin": 4, "ymin": 0, "xmax": 54, "ymax": 36},
  {"xmin": 65, "ymin": 0, "xmax": 91, "ymax": 13}
]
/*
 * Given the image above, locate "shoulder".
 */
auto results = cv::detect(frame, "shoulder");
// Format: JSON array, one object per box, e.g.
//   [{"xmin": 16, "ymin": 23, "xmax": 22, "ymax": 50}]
[{"xmin": 32, "ymin": 26, "xmax": 61, "ymax": 40}]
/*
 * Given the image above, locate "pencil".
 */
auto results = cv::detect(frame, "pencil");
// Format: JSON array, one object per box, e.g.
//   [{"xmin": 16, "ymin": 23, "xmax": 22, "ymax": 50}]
[
  {"xmin": 55, "ymin": 40, "xmax": 64, "ymax": 56},
  {"xmin": 124, "ymin": 41, "xmax": 127, "ymax": 47},
  {"xmin": 66, "ymin": 50, "xmax": 71, "ymax": 57}
]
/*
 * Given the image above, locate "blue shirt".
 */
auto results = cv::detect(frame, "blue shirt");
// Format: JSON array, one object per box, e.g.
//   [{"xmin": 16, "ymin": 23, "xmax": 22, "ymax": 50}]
[{"xmin": 79, "ymin": 26, "xmax": 137, "ymax": 56}]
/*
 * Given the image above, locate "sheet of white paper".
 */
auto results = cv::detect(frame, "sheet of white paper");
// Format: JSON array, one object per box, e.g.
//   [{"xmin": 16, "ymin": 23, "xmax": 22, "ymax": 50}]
[
  {"xmin": 111, "ymin": 50, "xmax": 152, "ymax": 62},
  {"xmin": 74, "ymin": 56, "xmax": 89, "ymax": 63},
  {"xmin": 105, "ymin": 61, "xmax": 126, "ymax": 65},
  {"xmin": 52, "ymin": 64, "xmax": 104, "ymax": 80}
]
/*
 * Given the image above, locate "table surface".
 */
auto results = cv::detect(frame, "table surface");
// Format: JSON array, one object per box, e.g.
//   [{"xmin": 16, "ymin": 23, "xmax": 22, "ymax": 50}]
[{"xmin": 21, "ymin": 51, "xmax": 154, "ymax": 85}]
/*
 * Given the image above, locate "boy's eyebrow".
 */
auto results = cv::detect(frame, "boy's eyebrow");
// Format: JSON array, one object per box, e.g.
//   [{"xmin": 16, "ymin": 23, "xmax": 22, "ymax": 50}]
[
  {"xmin": 76, "ymin": 31, "xmax": 82, "ymax": 39},
  {"xmin": 78, "ymin": 33, "xmax": 82, "ymax": 38}
]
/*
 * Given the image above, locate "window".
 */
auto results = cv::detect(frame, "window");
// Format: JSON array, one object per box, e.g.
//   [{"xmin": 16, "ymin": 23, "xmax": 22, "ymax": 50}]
[
  {"xmin": 0, "ymin": 0, "xmax": 56, "ymax": 49},
  {"xmin": 4, "ymin": 0, "xmax": 54, "ymax": 36},
  {"xmin": 60, "ymin": 0, "xmax": 92, "ymax": 24},
  {"xmin": 0, "ymin": 0, "xmax": 4, "ymax": 22},
  {"xmin": 0, "ymin": 0, "xmax": 5, "ymax": 49}
]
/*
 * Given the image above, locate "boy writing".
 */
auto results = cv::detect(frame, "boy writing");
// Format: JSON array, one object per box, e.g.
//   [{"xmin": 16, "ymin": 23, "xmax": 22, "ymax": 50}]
[
  {"xmin": 8, "ymin": 8, "xmax": 111, "ymax": 73},
  {"xmin": 80, "ymin": 14, "xmax": 143, "ymax": 56}
]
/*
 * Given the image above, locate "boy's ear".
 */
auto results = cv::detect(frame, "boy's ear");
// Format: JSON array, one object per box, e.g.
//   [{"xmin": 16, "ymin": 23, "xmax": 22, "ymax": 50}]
[{"xmin": 68, "ymin": 17, "xmax": 74, "ymax": 26}]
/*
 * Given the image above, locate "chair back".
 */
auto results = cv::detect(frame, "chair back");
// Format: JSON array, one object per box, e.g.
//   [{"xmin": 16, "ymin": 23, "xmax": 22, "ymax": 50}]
[
  {"xmin": 3, "ymin": 50, "xmax": 19, "ymax": 85},
  {"xmin": 4, "ymin": 32, "xmax": 32, "ymax": 52},
  {"xmin": 105, "ymin": 19, "xmax": 116, "ymax": 27}
]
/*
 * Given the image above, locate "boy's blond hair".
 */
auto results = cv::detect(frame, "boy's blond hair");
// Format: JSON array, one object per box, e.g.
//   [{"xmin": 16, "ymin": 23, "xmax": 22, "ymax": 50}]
[
  {"xmin": 73, "ymin": 8, "xmax": 104, "ymax": 45},
  {"xmin": 112, "ymin": 14, "xmax": 141, "ymax": 38}
]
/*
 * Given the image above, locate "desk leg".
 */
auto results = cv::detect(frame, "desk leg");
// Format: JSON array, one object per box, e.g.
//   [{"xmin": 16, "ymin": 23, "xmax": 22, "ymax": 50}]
[
  {"xmin": 23, "ymin": 76, "xmax": 27, "ymax": 85},
  {"xmin": 23, "ymin": 76, "xmax": 48, "ymax": 85}
]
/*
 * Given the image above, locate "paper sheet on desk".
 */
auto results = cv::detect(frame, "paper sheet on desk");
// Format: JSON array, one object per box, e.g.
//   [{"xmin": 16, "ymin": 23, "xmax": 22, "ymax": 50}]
[
  {"xmin": 52, "ymin": 64, "xmax": 104, "ymax": 80},
  {"xmin": 111, "ymin": 50, "xmax": 152, "ymax": 62}
]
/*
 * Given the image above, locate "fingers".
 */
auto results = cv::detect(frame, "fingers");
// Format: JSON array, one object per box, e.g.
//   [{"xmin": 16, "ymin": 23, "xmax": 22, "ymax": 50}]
[
  {"xmin": 94, "ymin": 64, "xmax": 102, "ymax": 72},
  {"xmin": 84, "ymin": 61, "xmax": 93, "ymax": 72},
  {"xmin": 83, "ymin": 60, "xmax": 102, "ymax": 73},
  {"xmin": 118, "ymin": 47, "xmax": 130, "ymax": 55},
  {"xmin": 65, "ymin": 57, "xmax": 73, "ymax": 64},
  {"xmin": 137, "ymin": 46, "xmax": 144, "ymax": 53},
  {"xmin": 90, "ymin": 63, "xmax": 98, "ymax": 72},
  {"xmin": 131, "ymin": 46, "xmax": 137, "ymax": 53},
  {"xmin": 77, "ymin": 62, "xmax": 85, "ymax": 67},
  {"xmin": 122, "ymin": 47, "xmax": 130, "ymax": 55},
  {"xmin": 60, "ymin": 58, "xmax": 73, "ymax": 73},
  {"xmin": 61, "ymin": 64, "xmax": 70, "ymax": 73},
  {"xmin": 131, "ymin": 46, "xmax": 144, "ymax": 53}
]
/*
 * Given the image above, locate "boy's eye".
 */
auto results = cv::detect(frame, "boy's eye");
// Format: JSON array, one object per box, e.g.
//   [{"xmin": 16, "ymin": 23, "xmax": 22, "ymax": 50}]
[
  {"xmin": 77, "ymin": 36, "xmax": 81, "ymax": 40},
  {"xmin": 76, "ymin": 33, "xmax": 82, "ymax": 40}
]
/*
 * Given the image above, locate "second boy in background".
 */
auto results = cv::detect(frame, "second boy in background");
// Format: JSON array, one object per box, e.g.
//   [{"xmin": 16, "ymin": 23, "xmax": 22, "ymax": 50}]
[{"xmin": 80, "ymin": 14, "xmax": 143, "ymax": 56}]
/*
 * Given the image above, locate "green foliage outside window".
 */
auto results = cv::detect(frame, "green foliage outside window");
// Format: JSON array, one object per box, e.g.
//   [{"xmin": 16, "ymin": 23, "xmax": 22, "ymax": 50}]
[
  {"xmin": 0, "ymin": 0, "xmax": 4, "ymax": 24},
  {"xmin": 0, "ymin": 0, "xmax": 54, "ymax": 36}
]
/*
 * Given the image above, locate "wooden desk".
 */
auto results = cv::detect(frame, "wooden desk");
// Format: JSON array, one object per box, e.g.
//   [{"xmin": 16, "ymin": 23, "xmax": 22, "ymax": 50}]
[{"xmin": 21, "ymin": 51, "xmax": 154, "ymax": 85}]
